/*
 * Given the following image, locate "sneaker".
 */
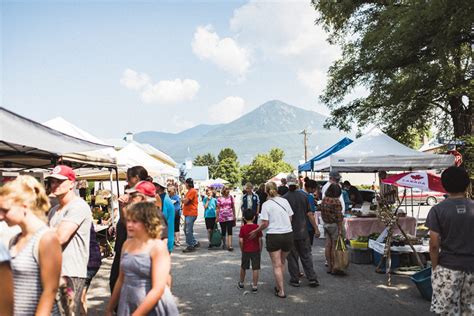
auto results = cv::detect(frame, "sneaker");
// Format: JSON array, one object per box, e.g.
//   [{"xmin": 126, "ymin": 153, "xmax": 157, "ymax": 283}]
[
  {"xmin": 289, "ymin": 280, "xmax": 301, "ymax": 287},
  {"xmin": 182, "ymin": 246, "xmax": 195, "ymax": 253},
  {"xmin": 237, "ymin": 282, "xmax": 244, "ymax": 289},
  {"xmin": 174, "ymin": 242, "xmax": 181, "ymax": 247},
  {"xmin": 193, "ymin": 242, "xmax": 201, "ymax": 248},
  {"xmin": 207, "ymin": 245, "xmax": 213, "ymax": 250},
  {"xmin": 251, "ymin": 286, "xmax": 258, "ymax": 293},
  {"xmin": 309, "ymin": 279, "xmax": 320, "ymax": 287}
]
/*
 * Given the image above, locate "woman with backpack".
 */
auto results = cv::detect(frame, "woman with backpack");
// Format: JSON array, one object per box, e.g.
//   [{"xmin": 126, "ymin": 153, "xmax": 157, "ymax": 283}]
[
  {"xmin": 0, "ymin": 175, "xmax": 62, "ymax": 315},
  {"xmin": 216, "ymin": 186, "xmax": 236, "ymax": 251}
]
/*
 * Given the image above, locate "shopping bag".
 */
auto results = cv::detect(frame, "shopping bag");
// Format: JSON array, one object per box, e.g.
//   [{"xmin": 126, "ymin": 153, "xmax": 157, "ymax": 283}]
[
  {"xmin": 210, "ymin": 223, "xmax": 222, "ymax": 247},
  {"xmin": 333, "ymin": 236, "xmax": 349, "ymax": 272}
]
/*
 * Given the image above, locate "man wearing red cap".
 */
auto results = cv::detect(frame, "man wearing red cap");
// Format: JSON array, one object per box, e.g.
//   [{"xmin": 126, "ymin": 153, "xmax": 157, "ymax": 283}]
[{"xmin": 46, "ymin": 165, "xmax": 92, "ymax": 315}]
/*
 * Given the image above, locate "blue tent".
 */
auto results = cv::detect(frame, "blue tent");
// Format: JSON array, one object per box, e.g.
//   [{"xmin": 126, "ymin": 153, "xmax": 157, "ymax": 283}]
[{"xmin": 298, "ymin": 137, "xmax": 353, "ymax": 172}]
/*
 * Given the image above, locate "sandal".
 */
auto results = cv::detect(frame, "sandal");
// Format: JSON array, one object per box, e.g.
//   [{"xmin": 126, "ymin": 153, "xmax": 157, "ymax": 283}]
[{"xmin": 275, "ymin": 291, "xmax": 287, "ymax": 298}]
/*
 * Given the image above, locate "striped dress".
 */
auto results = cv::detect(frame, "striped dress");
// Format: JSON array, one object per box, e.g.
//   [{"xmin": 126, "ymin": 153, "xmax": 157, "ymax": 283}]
[{"xmin": 10, "ymin": 226, "xmax": 49, "ymax": 315}]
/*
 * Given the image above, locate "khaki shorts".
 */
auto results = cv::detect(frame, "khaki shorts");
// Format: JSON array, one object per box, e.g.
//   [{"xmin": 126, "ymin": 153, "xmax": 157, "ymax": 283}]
[
  {"xmin": 323, "ymin": 223, "xmax": 345, "ymax": 241},
  {"xmin": 431, "ymin": 265, "xmax": 474, "ymax": 315}
]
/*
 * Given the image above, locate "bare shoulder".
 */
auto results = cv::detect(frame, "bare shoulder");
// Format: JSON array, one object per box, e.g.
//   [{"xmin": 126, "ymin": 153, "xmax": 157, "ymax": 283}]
[
  {"xmin": 149, "ymin": 239, "xmax": 167, "ymax": 255},
  {"xmin": 40, "ymin": 229, "xmax": 60, "ymax": 245}
]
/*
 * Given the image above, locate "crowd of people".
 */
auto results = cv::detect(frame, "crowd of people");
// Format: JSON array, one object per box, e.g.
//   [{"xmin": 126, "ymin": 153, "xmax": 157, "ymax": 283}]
[{"xmin": 0, "ymin": 163, "xmax": 471, "ymax": 315}]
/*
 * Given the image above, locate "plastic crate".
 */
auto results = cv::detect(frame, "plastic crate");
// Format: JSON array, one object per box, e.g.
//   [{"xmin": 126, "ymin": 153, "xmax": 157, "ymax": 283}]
[
  {"xmin": 350, "ymin": 240, "xmax": 369, "ymax": 249},
  {"xmin": 348, "ymin": 246, "xmax": 373, "ymax": 264},
  {"xmin": 410, "ymin": 267, "xmax": 432, "ymax": 301},
  {"xmin": 373, "ymin": 251, "xmax": 400, "ymax": 272}
]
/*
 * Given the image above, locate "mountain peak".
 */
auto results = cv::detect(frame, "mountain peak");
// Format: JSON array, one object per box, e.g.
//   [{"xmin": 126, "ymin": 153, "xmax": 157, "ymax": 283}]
[{"xmin": 135, "ymin": 99, "xmax": 350, "ymax": 165}]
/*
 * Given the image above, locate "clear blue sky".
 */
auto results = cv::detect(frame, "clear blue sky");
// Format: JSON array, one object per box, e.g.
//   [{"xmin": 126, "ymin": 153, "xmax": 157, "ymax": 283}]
[{"xmin": 2, "ymin": 0, "xmax": 350, "ymax": 139}]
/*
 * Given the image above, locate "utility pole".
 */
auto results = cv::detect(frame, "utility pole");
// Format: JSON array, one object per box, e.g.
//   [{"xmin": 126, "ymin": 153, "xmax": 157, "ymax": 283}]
[{"xmin": 299, "ymin": 129, "xmax": 311, "ymax": 161}]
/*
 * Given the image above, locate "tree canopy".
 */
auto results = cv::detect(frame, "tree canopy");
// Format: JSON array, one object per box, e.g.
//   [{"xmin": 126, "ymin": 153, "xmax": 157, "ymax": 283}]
[
  {"xmin": 193, "ymin": 153, "xmax": 218, "ymax": 178},
  {"xmin": 218, "ymin": 148, "xmax": 238, "ymax": 162},
  {"xmin": 214, "ymin": 148, "xmax": 240, "ymax": 186},
  {"xmin": 241, "ymin": 148, "xmax": 293, "ymax": 185},
  {"xmin": 313, "ymin": 0, "xmax": 473, "ymax": 146}
]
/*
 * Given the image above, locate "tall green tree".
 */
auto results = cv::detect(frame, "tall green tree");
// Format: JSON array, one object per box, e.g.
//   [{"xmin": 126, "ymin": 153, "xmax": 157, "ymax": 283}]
[
  {"xmin": 193, "ymin": 153, "xmax": 218, "ymax": 178},
  {"xmin": 218, "ymin": 148, "xmax": 238, "ymax": 162},
  {"xmin": 214, "ymin": 158, "xmax": 241, "ymax": 186},
  {"xmin": 214, "ymin": 148, "xmax": 240, "ymax": 186},
  {"xmin": 242, "ymin": 148, "xmax": 293, "ymax": 185},
  {"xmin": 312, "ymin": 1, "xmax": 473, "ymax": 145}
]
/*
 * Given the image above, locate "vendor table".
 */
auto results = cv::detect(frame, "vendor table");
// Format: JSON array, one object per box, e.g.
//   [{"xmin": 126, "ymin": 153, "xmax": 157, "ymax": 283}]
[
  {"xmin": 344, "ymin": 216, "xmax": 417, "ymax": 240},
  {"xmin": 368, "ymin": 239, "xmax": 429, "ymax": 254}
]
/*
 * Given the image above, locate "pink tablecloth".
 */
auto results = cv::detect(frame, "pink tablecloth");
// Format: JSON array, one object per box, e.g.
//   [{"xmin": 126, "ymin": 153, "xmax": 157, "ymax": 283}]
[{"xmin": 343, "ymin": 216, "xmax": 416, "ymax": 240}]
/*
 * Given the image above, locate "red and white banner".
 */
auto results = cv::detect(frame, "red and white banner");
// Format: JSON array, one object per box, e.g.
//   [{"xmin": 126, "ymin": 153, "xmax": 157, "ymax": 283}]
[{"xmin": 381, "ymin": 171, "xmax": 446, "ymax": 193}]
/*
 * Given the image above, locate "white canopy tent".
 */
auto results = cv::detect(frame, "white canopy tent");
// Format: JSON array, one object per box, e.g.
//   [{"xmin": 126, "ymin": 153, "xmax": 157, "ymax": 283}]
[
  {"xmin": 312, "ymin": 128, "xmax": 455, "ymax": 172},
  {"xmin": 0, "ymin": 107, "xmax": 115, "ymax": 168},
  {"xmin": 77, "ymin": 143, "xmax": 179, "ymax": 180},
  {"xmin": 42, "ymin": 117, "xmax": 118, "ymax": 167}
]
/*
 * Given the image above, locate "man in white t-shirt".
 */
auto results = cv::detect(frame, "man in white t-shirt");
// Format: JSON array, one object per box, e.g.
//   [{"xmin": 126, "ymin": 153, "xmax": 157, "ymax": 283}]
[
  {"xmin": 47, "ymin": 165, "xmax": 92, "ymax": 315},
  {"xmin": 321, "ymin": 171, "xmax": 345, "ymax": 214}
]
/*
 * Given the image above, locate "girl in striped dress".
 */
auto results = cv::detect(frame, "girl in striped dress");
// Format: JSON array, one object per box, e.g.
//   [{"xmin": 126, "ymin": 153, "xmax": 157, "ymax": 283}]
[{"xmin": 0, "ymin": 175, "xmax": 62, "ymax": 315}]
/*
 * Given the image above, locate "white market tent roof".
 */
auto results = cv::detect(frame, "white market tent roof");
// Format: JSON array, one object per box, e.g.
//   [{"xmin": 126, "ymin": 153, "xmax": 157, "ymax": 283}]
[
  {"xmin": 312, "ymin": 128, "xmax": 455, "ymax": 172},
  {"xmin": 103, "ymin": 138, "xmax": 177, "ymax": 168},
  {"xmin": 43, "ymin": 117, "xmax": 118, "ymax": 167},
  {"xmin": 0, "ymin": 107, "xmax": 115, "ymax": 168},
  {"xmin": 77, "ymin": 143, "xmax": 178, "ymax": 180},
  {"xmin": 43, "ymin": 117, "xmax": 109, "ymax": 145}
]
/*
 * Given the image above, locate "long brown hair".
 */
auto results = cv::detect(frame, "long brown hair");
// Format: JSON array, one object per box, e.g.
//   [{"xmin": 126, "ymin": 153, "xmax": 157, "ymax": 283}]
[{"xmin": 126, "ymin": 202, "xmax": 162, "ymax": 239}]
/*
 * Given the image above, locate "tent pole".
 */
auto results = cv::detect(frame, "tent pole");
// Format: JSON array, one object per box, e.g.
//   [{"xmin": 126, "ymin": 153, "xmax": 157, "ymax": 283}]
[
  {"xmin": 109, "ymin": 169, "xmax": 115, "ymax": 226},
  {"xmin": 115, "ymin": 167, "xmax": 120, "ymax": 198}
]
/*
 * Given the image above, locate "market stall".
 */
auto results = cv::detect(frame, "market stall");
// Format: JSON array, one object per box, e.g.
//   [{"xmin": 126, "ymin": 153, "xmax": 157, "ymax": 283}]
[
  {"xmin": 298, "ymin": 137, "xmax": 353, "ymax": 172},
  {"xmin": 312, "ymin": 128, "xmax": 455, "ymax": 172},
  {"xmin": 344, "ymin": 216, "xmax": 416, "ymax": 240}
]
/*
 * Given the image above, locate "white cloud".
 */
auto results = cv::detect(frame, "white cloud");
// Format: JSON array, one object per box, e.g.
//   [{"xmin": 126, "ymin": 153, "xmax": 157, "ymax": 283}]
[
  {"xmin": 297, "ymin": 68, "xmax": 327, "ymax": 96},
  {"xmin": 230, "ymin": 1, "xmax": 338, "ymax": 59},
  {"xmin": 230, "ymin": 1, "xmax": 341, "ymax": 94},
  {"xmin": 171, "ymin": 116, "xmax": 196, "ymax": 133},
  {"xmin": 209, "ymin": 96, "xmax": 246, "ymax": 123},
  {"xmin": 120, "ymin": 68, "xmax": 151, "ymax": 91},
  {"xmin": 141, "ymin": 79, "xmax": 200, "ymax": 104},
  {"xmin": 192, "ymin": 25, "xmax": 251, "ymax": 78},
  {"xmin": 120, "ymin": 69, "xmax": 200, "ymax": 104}
]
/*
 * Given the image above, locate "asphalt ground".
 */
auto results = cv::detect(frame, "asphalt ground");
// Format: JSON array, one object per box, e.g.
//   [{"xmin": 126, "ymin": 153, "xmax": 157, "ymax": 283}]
[{"xmin": 87, "ymin": 216, "xmax": 431, "ymax": 316}]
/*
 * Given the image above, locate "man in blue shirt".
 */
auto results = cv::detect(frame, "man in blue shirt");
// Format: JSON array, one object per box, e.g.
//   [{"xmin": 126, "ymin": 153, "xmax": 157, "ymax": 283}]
[
  {"xmin": 168, "ymin": 186, "xmax": 182, "ymax": 247},
  {"xmin": 154, "ymin": 177, "xmax": 175, "ymax": 252},
  {"xmin": 241, "ymin": 182, "xmax": 260, "ymax": 224},
  {"xmin": 299, "ymin": 179, "xmax": 320, "ymax": 245}
]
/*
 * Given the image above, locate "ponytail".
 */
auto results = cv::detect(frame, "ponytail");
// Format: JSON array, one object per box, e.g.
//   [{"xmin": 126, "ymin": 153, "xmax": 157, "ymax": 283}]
[{"xmin": 265, "ymin": 182, "xmax": 279, "ymax": 198}]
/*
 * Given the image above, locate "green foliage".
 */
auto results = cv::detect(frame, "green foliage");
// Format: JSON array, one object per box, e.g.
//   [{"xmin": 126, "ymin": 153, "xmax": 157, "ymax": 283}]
[
  {"xmin": 214, "ymin": 158, "xmax": 241, "ymax": 187},
  {"xmin": 242, "ymin": 148, "xmax": 294, "ymax": 185},
  {"xmin": 313, "ymin": 0, "xmax": 473, "ymax": 142},
  {"xmin": 193, "ymin": 153, "xmax": 218, "ymax": 178},
  {"xmin": 218, "ymin": 148, "xmax": 238, "ymax": 162},
  {"xmin": 459, "ymin": 135, "xmax": 474, "ymax": 179}
]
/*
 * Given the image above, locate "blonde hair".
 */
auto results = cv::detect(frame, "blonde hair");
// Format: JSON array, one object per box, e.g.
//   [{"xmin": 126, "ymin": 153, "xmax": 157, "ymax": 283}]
[
  {"xmin": 0, "ymin": 175, "xmax": 50, "ymax": 216},
  {"xmin": 265, "ymin": 181, "xmax": 278, "ymax": 198},
  {"xmin": 126, "ymin": 202, "xmax": 162, "ymax": 239}
]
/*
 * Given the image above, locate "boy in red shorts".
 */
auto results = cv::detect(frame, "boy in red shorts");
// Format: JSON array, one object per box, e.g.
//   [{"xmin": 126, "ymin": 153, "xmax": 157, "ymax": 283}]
[{"xmin": 238, "ymin": 209, "xmax": 263, "ymax": 293}]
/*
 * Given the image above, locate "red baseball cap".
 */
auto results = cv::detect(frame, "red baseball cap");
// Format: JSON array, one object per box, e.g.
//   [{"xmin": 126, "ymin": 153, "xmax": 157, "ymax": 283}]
[
  {"xmin": 125, "ymin": 181, "xmax": 156, "ymax": 197},
  {"xmin": 46, "ymin": 165, "xmax": 76, "ymax": 181}
]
